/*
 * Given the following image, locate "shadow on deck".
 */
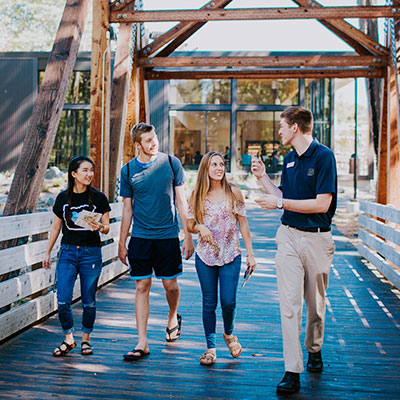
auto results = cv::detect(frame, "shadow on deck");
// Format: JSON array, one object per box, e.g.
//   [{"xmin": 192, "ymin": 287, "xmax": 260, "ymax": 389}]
[{"xmin": 1, "ymin": 205, "xmax": 400, "ymax": 399}]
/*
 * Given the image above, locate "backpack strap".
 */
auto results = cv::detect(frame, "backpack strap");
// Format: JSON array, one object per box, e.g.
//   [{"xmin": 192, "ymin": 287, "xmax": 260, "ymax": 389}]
[{"xmin": 168, "ymin": 155, "xmax": 176, "ymax": 204}]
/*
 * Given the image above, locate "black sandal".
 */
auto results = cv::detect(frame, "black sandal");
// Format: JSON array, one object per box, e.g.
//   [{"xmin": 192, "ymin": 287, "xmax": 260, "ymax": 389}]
[
  {"xmin": 123, "ymin": 348, "xmax": 150, "ymax": 361},
  {"xmin": 81, "ymin": 342, "xmax": 93, "ymax": 355},
  {"xmin": 166, "ymin": 314, "xmax": 182, "ymax": 342},
  {"xmin": 53, "ymin": 341, "xmax": 77, "ymax": 357}
]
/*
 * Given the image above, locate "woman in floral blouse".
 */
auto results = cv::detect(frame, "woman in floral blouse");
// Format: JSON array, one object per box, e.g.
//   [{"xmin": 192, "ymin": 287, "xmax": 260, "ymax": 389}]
[{"xmin": 188, "ymin": 152, "xmax": 256, "ymax": 365}]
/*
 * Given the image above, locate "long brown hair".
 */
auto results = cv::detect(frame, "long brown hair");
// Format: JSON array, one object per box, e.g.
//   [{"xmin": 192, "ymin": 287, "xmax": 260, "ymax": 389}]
[{"xmin": 190, "ymin": 152, "xmax": 237, "ymax": 224}]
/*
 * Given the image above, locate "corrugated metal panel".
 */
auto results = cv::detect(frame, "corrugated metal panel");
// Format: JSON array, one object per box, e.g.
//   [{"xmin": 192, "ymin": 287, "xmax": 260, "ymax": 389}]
[
  {"xmin": 0, "ymin": 58, "xmax": 37, "ymax": 172},
  {"xmin": 148, "ymin": 80, "xmax": 169, "ymax": 153}
]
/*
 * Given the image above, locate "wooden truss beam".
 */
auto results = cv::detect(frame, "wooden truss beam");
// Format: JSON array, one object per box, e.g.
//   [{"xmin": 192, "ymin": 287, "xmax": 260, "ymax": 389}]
[
  {"xmin": 291, "ymin": 0, "xmax": 387, "ymax": 56},
  {"xmin": 4, "ymin": 0, "xmax": 90, "ymax": 216},
  {"xmin": 139, "ymin": 55, "xmax": 387, "ymax": 68},
  {"xmin": 141, "ymin": 0, "xmax": 233, "ymax": 58},
  {"xmin": 111, "ymin": 6, "xmax": 400, "ymax": 23},
  {"xmin": 145, "ymin": 68, "xmax": 384, "ymax": 80}
]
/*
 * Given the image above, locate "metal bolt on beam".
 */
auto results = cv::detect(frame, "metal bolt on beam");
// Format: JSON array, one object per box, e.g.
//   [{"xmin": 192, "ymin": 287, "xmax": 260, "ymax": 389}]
[
  {"xmin": 117, "ymin": 14, "xmax": 122, "ymax": 18},
  {"xmin": 120, "ymin": 0, "xmax": 125, "ymax": 3},
  {"xmin": 116, "ymin": 2, "xmax": 120, "ymax": 6},
  {"xmin": 123, "ymin": 14, "xmax": 127, "ymax": 18}
]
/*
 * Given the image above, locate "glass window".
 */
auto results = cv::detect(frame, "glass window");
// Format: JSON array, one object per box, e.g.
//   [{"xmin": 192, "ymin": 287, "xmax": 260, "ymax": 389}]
[
  {"xmin": 170, "ymin": 111, "xmax": 206, "ymax": 169},
  {"xmin": 169, "ymin": 110, "xmax": 230, "ymax": 169},
  {"xmin": 50, "ymin": 110, "xmax": 90, "ymax": 169},
  {"xmin": 237, "ymin": 111, "xmax": 290, "ymax": 173},
  {"xmin": 169, "ymin": 79, "xmax": 230, "ymax": 104},
  {"xmin": 237, "ymin": 79, "xmax": 299, "ymax": 105}
]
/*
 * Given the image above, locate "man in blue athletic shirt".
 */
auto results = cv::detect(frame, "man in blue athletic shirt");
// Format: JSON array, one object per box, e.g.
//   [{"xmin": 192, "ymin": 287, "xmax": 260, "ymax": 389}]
[
  {"xmin": 118, "ymin": 123, "xmax": 194, "ymax": 361},
  {"xmin": 252, "ymin": 107, "xmax": 337, "ymax": 394}
]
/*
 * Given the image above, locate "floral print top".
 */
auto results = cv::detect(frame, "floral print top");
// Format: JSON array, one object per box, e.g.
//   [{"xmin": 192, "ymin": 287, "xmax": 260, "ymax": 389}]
[{"xmin": 188, "ymin": 198, "xmax": 246, "ymax": 266}]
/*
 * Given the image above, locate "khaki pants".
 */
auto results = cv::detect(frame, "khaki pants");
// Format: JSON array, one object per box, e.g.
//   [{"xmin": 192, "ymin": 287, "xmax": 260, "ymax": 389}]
[{"xmin": 275, "ymin": 224, "xmax": 335, "ymax": 373}]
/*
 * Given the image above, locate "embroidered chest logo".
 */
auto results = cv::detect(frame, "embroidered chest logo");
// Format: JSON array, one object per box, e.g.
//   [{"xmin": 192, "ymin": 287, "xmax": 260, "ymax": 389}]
[{"xmin": 307, "ymin": 168, "xmax": 315, "ymax": 177}]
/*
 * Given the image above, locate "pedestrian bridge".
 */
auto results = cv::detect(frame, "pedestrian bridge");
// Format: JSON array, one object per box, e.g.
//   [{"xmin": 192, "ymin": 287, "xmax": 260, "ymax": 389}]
[{"xmin": 1, "ymin": 204, "xmax": 400, "ymax": 399}]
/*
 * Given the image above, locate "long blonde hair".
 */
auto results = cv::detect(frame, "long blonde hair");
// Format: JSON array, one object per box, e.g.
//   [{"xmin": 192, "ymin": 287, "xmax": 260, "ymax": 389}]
[{"xmin": 190, "ymin": 152, "xmax": 237, "ymax": 224}]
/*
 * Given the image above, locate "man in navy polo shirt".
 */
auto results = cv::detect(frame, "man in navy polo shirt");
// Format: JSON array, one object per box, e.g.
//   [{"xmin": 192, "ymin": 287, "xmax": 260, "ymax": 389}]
[{"xmin": 252, "ymin": 106, "xmax": 337, "ymax": 394}]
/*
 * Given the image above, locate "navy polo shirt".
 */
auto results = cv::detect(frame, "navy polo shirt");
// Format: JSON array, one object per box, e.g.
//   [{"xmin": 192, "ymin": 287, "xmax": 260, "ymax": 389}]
[{"xmin": 279, "ymin": 138, "xmax": 337, "ymax": 229}]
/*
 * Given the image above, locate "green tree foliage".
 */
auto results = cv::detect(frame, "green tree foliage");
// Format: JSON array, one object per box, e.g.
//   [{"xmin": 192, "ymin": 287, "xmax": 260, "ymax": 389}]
[{"xmin": 0, "ymin": 0, "xmax": 92, "ymax": 51}]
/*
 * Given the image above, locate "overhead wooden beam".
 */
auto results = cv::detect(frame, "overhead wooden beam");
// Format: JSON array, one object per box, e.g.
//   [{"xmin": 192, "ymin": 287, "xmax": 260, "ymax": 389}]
[
  {"xmin": 108, "ymin": 22, "xmax": 133, "ymax": 200},
  {"xmin": 141, "ymin": 0, "xmax": 233, "ymax": 58},
  {"xmin": 110, "ymin": 0, "xmax": 135, "ymax": 11},
  {"xmin": 291, "ymin": 0, "xmax": 388, "ymax": 56},
  {"xmin": 139, "ymin": 55, "xmax": 387, "ymax": 68},
  {"xmin": 146, "ymin": 68, "xmax": 384, "ymax": 80},
  {"xmin": 111, "ymin": 6, "xmax": 400, "ymax": 23},
  {"xmin": 3, "ymin": 0, "xmax": 90, "ymax": 216},
  {"xmin": 90, "ymin": 0, "xmax": 111, "ymax": 198}
]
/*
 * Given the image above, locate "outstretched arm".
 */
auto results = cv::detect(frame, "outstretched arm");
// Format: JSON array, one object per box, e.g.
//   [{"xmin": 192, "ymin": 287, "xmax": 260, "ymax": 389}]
[{"xmin": 251, "ymin": 157, "xmax": 282, "ymax": 198}]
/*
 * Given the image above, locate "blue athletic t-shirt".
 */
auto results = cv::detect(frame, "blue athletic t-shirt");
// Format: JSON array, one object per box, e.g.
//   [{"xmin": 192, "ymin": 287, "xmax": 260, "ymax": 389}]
[
  {"xmin": 120, "ymin": 152, "xmax": 185, "ymax": 239},
  {"xmin": 279, "ymin": 139, "xmax": 337, "ymax": 229}
]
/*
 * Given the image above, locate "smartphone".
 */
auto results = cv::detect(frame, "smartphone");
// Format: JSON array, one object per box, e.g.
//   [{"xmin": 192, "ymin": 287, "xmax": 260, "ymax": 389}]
[{"xmin": 241, "ymin": 266, "xmax": 254, "ymax": 288}]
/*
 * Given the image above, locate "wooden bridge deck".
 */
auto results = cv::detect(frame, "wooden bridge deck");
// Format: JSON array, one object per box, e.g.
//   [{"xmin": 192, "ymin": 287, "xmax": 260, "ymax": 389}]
[{"xmin": 1, "ymin": 205, "xmax": 400, "ymax": 399}]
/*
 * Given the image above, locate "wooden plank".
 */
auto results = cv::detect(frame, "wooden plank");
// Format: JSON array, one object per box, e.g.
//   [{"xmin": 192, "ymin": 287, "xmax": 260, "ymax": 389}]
[
  {"xmin": 291, "ymin": 0, "xmax": 388, "ymax": 56},
  {"xmin": 359, "ymin": 200, "xmax": 400, "ymax": 224},
  {"xmin": 90, "ymin": 0, "xmax": 111, "ymax": 197},
  {"xmin": 140, "ymin": 0, "xmax": 233, "ymax": 58},
  {"xmin": 358, "ymin": 214, "xmax": 400, "ymax": 246},
  {"xmin": 110, "ymin": 6, "xmax": 400, "ymax": 23},
  {"xmin": 100, "ymin": 220, "xmax": 121, "ymax": 242},
  {"xmin": 0, "ymin": 240, "xmax": 59, "ymax": 276},
  {"xmin": 146, "ymin": 68, "xmax": 384, "ymax": 80},
  {"xmin": 377, "ymin": 69, "xmax": 389, "ymax": 204},
  {"xmin": 108, "ymin": 22, "xmax": 133, "ymax": 200},
  {"xmin": 3, "ymin": 0, "xmax": 90, "ymax": 216},
  {"xmin": 140, "ymin": 55, "xmax": 387, "ymax": 68},
  {"xmin": 0, "ymin": 259, "xmax": 127, "ymax": 342},
  {"xmin": 0, "ymin": 268, "xmax": 55, "ymax": 309},
  {"xmin": 0, "ymin": 212, "xmax": 52, "ymax": 242},
  {"xmin": 359, "ymin": 228, "xmax": 400, "ymax": 269},
  {"xmin": 358, "ymin": 242, "xmax": 400, "ymax": 289},
  {"xmin": 109, "ymin": 201, "xmax": 123, "ymax": 219}
]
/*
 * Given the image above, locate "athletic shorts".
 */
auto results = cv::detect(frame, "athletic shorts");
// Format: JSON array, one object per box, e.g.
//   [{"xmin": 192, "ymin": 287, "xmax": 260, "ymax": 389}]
[{"xmin": 127, "ymin": 237, "xmax": 183, "ymax": 280}]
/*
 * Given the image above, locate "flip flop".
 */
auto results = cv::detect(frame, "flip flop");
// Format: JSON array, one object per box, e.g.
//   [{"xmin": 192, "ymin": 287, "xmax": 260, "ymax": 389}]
[
  {"xmin": 123, "ymin": 348, "xmax": 150, "ymax": 361},
  {"xmin": 53, "ymin": 340, "xmax": 77, "ymax": 357},
  {"xmin": 166, "ymin": 314, "xmax": 182, "ymax": 342}
]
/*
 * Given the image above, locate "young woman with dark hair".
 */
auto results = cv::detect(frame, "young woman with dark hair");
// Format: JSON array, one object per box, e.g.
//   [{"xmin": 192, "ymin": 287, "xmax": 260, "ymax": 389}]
[
  {"xmin": 43, "ymin": 156, "xmax": 111, "ymax": 357},
  {"xmin": 188, "ymin": 152, "xmax": 256, "ymax": 365}
]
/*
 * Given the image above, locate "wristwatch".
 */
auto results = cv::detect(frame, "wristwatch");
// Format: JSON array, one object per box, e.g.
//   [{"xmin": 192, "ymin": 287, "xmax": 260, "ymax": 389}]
[{"xmin": 277, "ymin": 197, "xmax": 283, "ymax": 209}]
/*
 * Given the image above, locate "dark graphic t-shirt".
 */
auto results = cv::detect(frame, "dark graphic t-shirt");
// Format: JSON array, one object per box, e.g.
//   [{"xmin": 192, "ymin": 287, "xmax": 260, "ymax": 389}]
[{"xmin": 53, "ymin": 188, "xmax": 111, "ymax": 247}]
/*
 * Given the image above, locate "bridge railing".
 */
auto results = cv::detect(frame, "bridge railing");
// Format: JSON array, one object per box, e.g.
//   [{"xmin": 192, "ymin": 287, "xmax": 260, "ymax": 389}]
[
  {"xmin": 0, "ymin": 202, "xmax": 128, "ymax": 342},
  {"xmin": 358, "ymin": 201, "xmax": 400, "ymax": 289}
]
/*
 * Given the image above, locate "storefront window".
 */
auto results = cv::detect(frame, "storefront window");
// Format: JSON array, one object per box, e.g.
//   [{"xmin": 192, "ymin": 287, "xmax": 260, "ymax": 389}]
[
  {"xmin": 237, "ymin": 111, "xmax": 290, "ymax": 173},
  {"xmin": 169, "ymin": 110, "xmax": 230, "ymax": 169},
  {"xmin": 237, "ymin": 79, "xmax": 299, "ymax": 105},
  {"xmin": 169, "ymin": 79, "xmax": 230, "ymax": 104}
]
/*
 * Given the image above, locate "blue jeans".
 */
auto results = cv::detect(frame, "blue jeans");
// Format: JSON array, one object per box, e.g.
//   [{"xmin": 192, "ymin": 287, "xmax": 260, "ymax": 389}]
[
  {"xmin": 195, "ymin": 254, "xmax": 241, "ymax": 349},
  {"xmin": 56, "ymin": 244, "xmax": 102, "ymax": 334}
]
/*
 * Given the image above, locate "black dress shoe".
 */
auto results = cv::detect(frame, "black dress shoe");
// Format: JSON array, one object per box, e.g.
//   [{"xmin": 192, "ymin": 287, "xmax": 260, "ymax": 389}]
[
  {"xmin": 307, "ymin": 350, "xmax": 323, "ymax": 372},
  {"xmin": 276, "ymin": 372, "xmax": 300, "ymax": 394}
]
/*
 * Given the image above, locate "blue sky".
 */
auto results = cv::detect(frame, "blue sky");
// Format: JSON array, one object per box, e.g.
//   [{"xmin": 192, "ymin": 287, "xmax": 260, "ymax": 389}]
[{"xmin": 142, "ymin": 0, "xmax": 387, "ymax": 52}]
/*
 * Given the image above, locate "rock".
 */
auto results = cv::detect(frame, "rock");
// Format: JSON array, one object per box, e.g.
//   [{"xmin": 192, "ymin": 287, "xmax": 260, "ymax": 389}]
[{"xmin": 45, "ymin": 167, "xmax": 63, "ymax": 179}]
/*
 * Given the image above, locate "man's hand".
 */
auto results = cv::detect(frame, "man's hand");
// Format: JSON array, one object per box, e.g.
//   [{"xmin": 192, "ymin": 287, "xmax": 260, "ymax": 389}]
[
  {"xmin": 255, "ymin": 195, "xmax": 280, "ymax": 210},
  {"xmin": 181, "ymin": 236, "xmax": 194, "ymax": 260},
  {"xmin": 118, "ymin": 243, "xmax": 129, "ymax": 266},
  {"xmin": 251, "ymin": 157, "xmax": 266, "ymax": 179}
]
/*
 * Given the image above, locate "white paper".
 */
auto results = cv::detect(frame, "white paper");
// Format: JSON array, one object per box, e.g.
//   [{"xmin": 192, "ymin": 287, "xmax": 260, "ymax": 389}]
[{"xmin": 74, "ymin": 210, "xmax": 102, "ymax": 230}]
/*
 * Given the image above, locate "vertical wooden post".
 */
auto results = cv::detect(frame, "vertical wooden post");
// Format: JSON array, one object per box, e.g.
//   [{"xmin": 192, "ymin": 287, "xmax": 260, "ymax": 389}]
[
  {"xmin": 3, "ymin": 0, "xmax": 90, "ymax": 216},
  {"xmin": 138, "ymin": 27, "xmax": 149, "ymax": 124},
  {"xmin": 108, "ymin": 22, "xmax": 133, "ymax": 199},
  {"xmin": 123, "ymin": 25, "xmax": 140, "ymax": 165},
  {"xmin": 376, "ymin": 70, "xmax": 388, "ymax": 205},
  {"xmin": 90, "ymin": 0, "xmax": 111, "ymax": 198}
]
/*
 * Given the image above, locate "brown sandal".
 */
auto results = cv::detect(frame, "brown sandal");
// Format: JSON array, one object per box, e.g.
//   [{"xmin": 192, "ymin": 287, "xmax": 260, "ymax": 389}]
[
  {"xmin": 200, "ymin": 349, "xmax": 217, "ymax": 365},
  {"xmin": 53, "ymin": 340, "xmax": 77, "ymax": 357},
  {"xmin": 223, "ymin": 335, "xmax": 242, "ymax": 358}
]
